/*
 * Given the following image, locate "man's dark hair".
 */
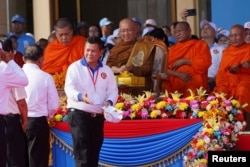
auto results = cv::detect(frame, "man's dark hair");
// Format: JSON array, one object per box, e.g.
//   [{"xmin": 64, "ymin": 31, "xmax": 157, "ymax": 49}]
[
  {"xmin": 86, "ymin": 36, "xmax": 104, "ymax": 50},
  {"xmin": 54, "ymin": 18, "xmax": 73, "ymax": 30},
  {"xmin": 24, "ymin": 45, "xmax": 43, "ymax": 61},
  {"xmin": 0, "ymin": 38, "xmax": 13, "ymax": 52}
]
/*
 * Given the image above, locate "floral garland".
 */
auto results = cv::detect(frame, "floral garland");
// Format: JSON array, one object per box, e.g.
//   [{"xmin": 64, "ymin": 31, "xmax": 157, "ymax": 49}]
[{"xmin": 51, "ymin": 88, "xmax": 247, "ymax": 166}]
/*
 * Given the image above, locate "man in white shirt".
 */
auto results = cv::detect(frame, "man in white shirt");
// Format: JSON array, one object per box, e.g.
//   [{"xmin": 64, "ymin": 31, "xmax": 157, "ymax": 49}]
[
  {"xmin": 65, "ymin": 36, "xmax": 118, "ymax": 167},
  {"xmin": 0, "ymin": 38, "xmax": 28, "ymax": 167},
  {"xmin": 22, "ymin": 45, "xmax": 59, "ymax": 167}
]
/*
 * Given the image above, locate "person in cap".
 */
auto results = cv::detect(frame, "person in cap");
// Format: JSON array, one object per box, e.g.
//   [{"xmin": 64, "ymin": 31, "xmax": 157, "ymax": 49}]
[
  {"xmin": 76, "ymin": 21, "xmax": 89, "ymax": 38},
  {"xmin": 213, "ymin": 24, "xmax": 250, "ymax": 130},
  {"xmin": 0, "ymin": 38, "xmax": 28, "ymax": 167},
  {"xmin": 132, "ymin": 17, "xmax": 142, "ymax": 39},
  {"xmin": 216, "ymin": 29, "xmax": 230, "ymax": 46},
  {"xmin": 42, "ymin": 18, "xmax": 86, "ymax": 74},
  {"xmin": 144, "ymin": 18, "xmax": 157, "ymax": 28},
  {"xmin": 165, "ymin": 21, "xmax": 211, "ymax": 97},
  {"xmin": 7, "ymin": 14, "xmax": 35, "ymax": 54},
  {"xmin": 99, "ymin": 17, "xmax": 113, "ymax": 43},
  {"xmin": 244, "ymin": 21, "xmax": 250, "ymax": 43},
  {"xmin": 65, "ymin": 36, "xmax": 118, "ymax": 167}
]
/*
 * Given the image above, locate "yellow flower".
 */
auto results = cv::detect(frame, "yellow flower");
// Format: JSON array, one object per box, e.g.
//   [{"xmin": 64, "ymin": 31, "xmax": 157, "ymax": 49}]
[
  {"xmin": 115, "ymin": 102, "xmax": 124, "ymax": 110},
  {"xmin": 231, "ymin": 99, "xmax": 240, "ymax": 108},
  {"xmin": 130, "ymin": 112, "xmax": 136, "ymax": 119},
  {"xmin": 150, "ymin": 110, "xmax": 159, "ymax": 118},
  {"xmin": 156, "ymin": 101, "xmax": 167, "ymax": 109},
  {"xmin": 204, "ymin": 127, "xmax": 214, "ymax": 135},
  {"xmin": 131, "ymin": 103, "xmax": 140, "ymax": 112},
  {"xmin": 179, "ymin": 102, "xmax": 189, "ymax": 110},
  {"xmin": 196, "ymin": 139, "xmax": 205, "ymax": 147},
  {"xmin": 198, "ymin": 111, "xmax": 205, "ymax": 118}
]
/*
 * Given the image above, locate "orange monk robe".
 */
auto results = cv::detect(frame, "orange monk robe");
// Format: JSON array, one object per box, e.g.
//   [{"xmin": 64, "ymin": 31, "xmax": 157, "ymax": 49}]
[
  {"xmin": 214, "ymin": 43, "xmax": 250, "ymax": 112},
  {"xmin": 165, "ymin": 39, "xmax": 211, "ymax": 97},
  {"xmin": 42, "ymin": 36, "xmax": 86, "ymax": 74}
]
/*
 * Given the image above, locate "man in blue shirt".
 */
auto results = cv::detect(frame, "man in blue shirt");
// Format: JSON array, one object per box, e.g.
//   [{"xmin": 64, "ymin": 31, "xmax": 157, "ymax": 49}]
[{"xmin": 7, "ymin": 14, "xmax": 35, "ymax": 54}]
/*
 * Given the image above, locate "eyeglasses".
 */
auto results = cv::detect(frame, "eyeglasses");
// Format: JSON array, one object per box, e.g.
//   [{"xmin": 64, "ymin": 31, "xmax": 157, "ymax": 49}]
[{"xmin": 120, "ymin": 29, "xmax": 134, "ymax": 33}]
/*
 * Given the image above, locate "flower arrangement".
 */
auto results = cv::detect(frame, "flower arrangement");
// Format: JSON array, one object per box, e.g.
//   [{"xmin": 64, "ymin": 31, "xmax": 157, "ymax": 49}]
[
  {"xmin": 51, "ymin": 87, "xmax": 247, "ymax": 166},
  {"xmin": 52, "ymin": 72, "xmax": 66, "ymax": 89}
]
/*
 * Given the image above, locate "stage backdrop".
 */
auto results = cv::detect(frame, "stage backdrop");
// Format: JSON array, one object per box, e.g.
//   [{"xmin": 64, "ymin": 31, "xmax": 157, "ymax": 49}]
[{"xmin": 51, "ymin": 119, "xmax": 202, "ymax": 167}]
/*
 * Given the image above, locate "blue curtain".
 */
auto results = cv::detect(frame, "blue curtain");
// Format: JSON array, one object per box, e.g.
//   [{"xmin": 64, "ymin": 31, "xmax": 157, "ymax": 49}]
[{"xmin": 51, "ymin": 121, "xmax": 202, "ymax": 167}]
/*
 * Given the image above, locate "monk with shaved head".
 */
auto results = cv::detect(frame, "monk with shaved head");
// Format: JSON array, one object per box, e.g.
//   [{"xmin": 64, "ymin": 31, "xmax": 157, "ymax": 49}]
[
  {"xmin": 107, "ymin": 18, "xmax": 156, "ymax": 95},
  {"xmin": 165, "ymin": 21, "xmax": 211, "ymax": 96},
  {"xmin": 214, "ymin": 24, "xmax": 250, "ymax": 129}
]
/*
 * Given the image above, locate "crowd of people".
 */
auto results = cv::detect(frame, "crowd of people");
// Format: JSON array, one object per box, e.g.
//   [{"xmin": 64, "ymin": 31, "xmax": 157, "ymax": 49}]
[{"xmin": 1, "ymin": 11, "xmax": 250, "ymax": 167}]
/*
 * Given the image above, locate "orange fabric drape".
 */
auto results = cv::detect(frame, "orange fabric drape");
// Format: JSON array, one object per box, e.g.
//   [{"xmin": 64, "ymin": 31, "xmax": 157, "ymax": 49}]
[
  {"xmin": 42, "ymin": 36, "xmax": 86, "ymax": 74},
  {"xmin": 165, "ymin": 39, "xmax": 211, "ymax": 96}
]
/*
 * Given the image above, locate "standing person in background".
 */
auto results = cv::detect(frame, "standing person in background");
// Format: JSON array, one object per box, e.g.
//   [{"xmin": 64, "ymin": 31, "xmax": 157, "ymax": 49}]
[
  {"xmin": 23, "ymin": 45, "xmax": 59, "ymax": 167},
  {"xmin": 36, "ymin": 38, "xmax": 48, "ymax": 51},
  {"xmin": 244, "ymin": 21, "xmax": 250, "ymax": 43},
  {"xmin": 216, "ymin": 29, "xmax": 230, "ymax": 46},
  {"xmin": 0, "ymin": 38, "xmax": 28, "ymax": 167},
  {"xmin": 99, "ymin": 17, "xmax": 113, "ymax": 43},
  {"xmin": 65, "ymin": 36, "xmax": 118, "ymax": 167},
  {"xmin": 8, "ymin": 35, "xmax": 25, "ymax": 67},
  {"xmin": 165, "ymin": 21, "xmax": 211, "ymax": 97},
  {"xmin": 7, "ymin": 14, "xmax": 35, "ymax": 54},
  {"xmin": 42, "ymin": 18, "xmax": 86, "ymax": 74},
  {"xmin": 88, "ymin": 24, "xmax": 102, "ymax": 38},
  {"xmin": 76, "ymin": 21, "xmax": 89, "ymax": 38}
]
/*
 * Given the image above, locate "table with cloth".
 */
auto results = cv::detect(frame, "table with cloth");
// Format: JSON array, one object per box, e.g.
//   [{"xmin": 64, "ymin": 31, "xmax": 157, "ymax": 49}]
[{"xmin": 51, "ymin": 119, "xmax": 202, "ymax": 167}]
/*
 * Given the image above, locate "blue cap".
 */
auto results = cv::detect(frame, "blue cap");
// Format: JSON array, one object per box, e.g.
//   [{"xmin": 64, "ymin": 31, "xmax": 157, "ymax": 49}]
[
  {"xmin": 132, "ymin": 17, "xmax": 142, "ymax": 26},
  {"xmin": 99, "ymin": 17, "xmax": 112, "ymax": 27},
  {"xmin": 11, "ymin": 14, "xmax": 25, "ymax": 23},
  {"xmin": 76, "ymin": 21, "xmax": 89, "ymax": 29}
]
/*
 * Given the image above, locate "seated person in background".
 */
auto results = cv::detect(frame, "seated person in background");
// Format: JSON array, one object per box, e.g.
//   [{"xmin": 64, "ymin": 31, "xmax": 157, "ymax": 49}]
[
  {"xmin": 165, "ymin": 21, "xmax": 211, "ymax": 97},
  {"xmin": 106, "ymin": 18, "xmax": 155, "ymax": 95},
  {"xmin": 213, "ymin": 24, "xmax": 250, "ymax": 130},
  {"xmin": 42, "ymin": 18, "xmax": 86, "ymax": 74}
]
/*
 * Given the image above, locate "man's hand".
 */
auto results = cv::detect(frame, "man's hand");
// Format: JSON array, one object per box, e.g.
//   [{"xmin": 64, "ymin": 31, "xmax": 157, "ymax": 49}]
[
  {"xmin": 82, "ymin": 93, "xmax": 93, "ymax": 104},
  {"xmin": 228, "ymin": 65, "xmax": 241, "ymax": 73},
  {"xmin": 180, "ymin": 9, "xmax": 188, "ymax": 21},
  {"xmin": 178, "ymin": 72, "xmax": 192, "ymax": 82}
]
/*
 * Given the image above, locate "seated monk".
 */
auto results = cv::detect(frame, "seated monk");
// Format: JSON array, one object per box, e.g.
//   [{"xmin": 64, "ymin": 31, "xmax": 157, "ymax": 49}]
[
  {"xmin": 213, "ymin": 24, "xmax": 250, "ymax": 130},
  {"xmin": 165, "ymin": 21, "xmax": 211, "ymax": 97},
  {"xmin": 42, "ymin": 18, "xmax": 86, "ymax": 74},
  {"xmin": 106, "ymin": 18, "xmax": 156, "ymax": 95}
]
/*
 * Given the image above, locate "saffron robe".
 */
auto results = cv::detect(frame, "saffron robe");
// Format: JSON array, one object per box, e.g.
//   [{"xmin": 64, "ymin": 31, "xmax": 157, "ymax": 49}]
[
  {"xmin": 165, "ymin": 39, "xmax": 211, "ymax": 97},
  {"xmin": 214, "ymin": 43, "xmax": 250, "ymax": 112},
  {"xmin": 42, "ymin": 36, "xmax": 85, "ymax": 74}
]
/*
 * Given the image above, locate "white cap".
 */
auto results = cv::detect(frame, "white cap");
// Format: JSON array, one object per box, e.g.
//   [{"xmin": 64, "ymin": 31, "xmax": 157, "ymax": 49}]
[
  {"xmin": 144, "ymin": 19, "xmax": 157, "ymax": 27},
  {"xmin": 216, "ymin": 29, "xmax": 230, "ymax": 39},
  {"xmin": 142, "ymin": 27, "xmax": 154, "ymax": 36},
  {"xmin": 244, "ymin": 21, "xmax": 250, "ymax": 29},
  {"xmin": 200, "ymin": 20, "xmax": 217, "ymax": 32},
  {"xmin": 103, "ymin": 106, "xmax": 123, "ymax": 123}
]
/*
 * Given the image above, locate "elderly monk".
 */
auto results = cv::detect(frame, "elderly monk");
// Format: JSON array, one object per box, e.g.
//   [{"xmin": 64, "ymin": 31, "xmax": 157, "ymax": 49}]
[
  {"xmin": 165, "ymin": 21, "xmax": 211, "ymax": 97},
  {"xmin": 213, "ymin": 24, "xmax": 250, "ymax": 129},
  {"xmin": 107, "ymin": 18, "xmax": 155, "ymax": 94},
  {"xmin": 42, "ymin": 18, "xmax": 86, "ymax": 74}
]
